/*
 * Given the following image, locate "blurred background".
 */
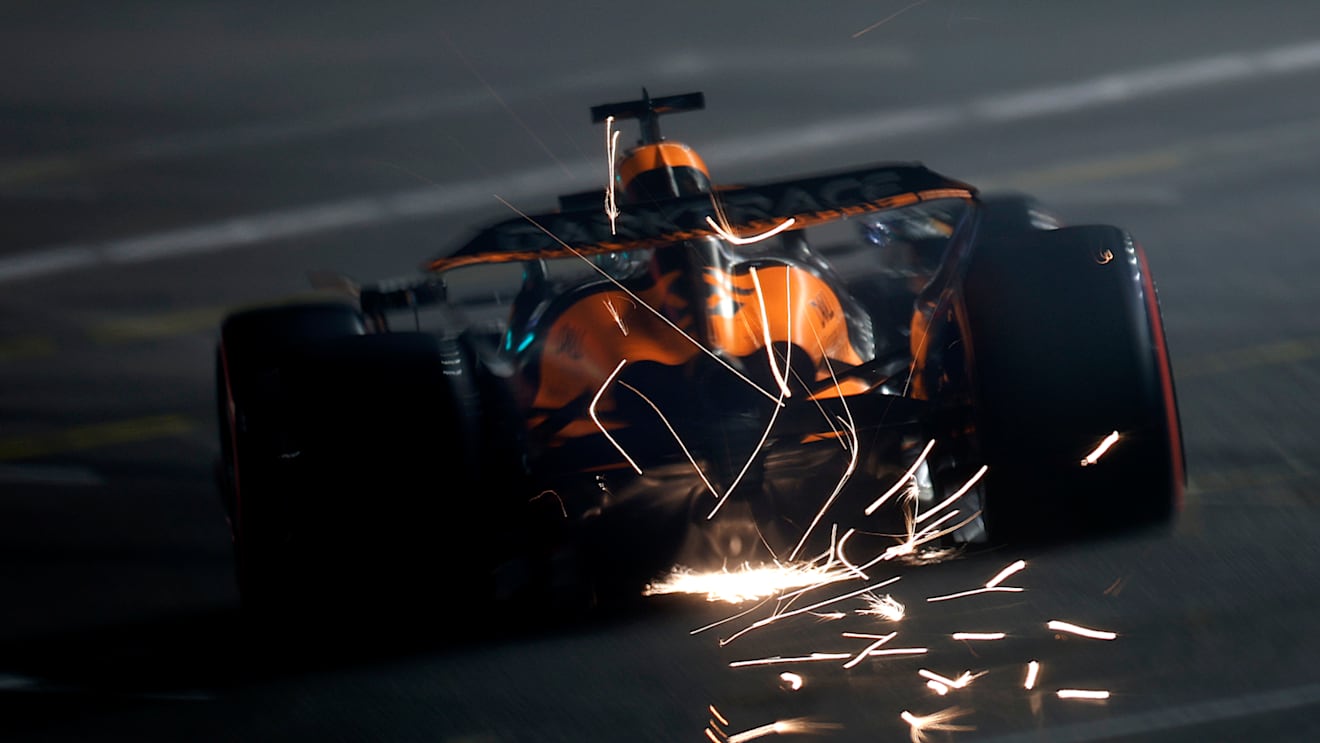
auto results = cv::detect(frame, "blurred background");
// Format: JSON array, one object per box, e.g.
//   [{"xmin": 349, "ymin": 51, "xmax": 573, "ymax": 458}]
[{"xmin": 3, "ymin": 1, "xmax": 1320, "ymax": 740}]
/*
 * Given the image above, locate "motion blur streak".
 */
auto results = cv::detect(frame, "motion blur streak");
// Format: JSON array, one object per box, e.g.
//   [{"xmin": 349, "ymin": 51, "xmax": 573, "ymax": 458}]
[
  {"xmin": 1058, "ymin": 689, "xmax": 1112, "ymax": 700},
  {"xmin": 864, "ymin": 439, "xmax": 936, "ymax": 514},
  {"xmin": 1024, "ymin": 661, "xmax": 1041, "ymax": 690},
  {"xmin": 604, "ymin": 116, "xmax": 620, "ymax": 232},
  {"xmin": 588, "ymin": 359, "xmax": 641, "ymax": 474},
  {"xmin": 842, "ymin": 632, "xmax": 896, "ymax": 669},
  {"xmin": 728, "ymin": 653, "xmax": 852, "ymax": 668},
  {"xmin": 900, "ymin": 707, "xmax": 974, "ymax": 743},
  {"xmin": 716, "ymin": 577, "xmax": 901, "ymax": 645},
  {"xmin": 1047, "ymin": 620, "xmax": 1119, "ymax": 640},
  {"xmin": 926, "ymin": 560, "xmax": 1028, "ymax": 602},
  {"xmin": 1081, "ymin": 430, "xmax": 1121, "ymax": 466}
]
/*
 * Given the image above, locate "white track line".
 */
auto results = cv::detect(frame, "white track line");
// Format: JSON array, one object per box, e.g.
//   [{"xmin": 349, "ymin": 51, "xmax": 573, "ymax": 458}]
[{"xmin": 3, "ymin": 39, "xmax": 1320, "ymax": 286}]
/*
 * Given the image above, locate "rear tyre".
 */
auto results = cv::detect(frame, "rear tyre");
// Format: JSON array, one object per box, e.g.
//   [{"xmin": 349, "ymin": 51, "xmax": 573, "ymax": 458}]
[
  {"xmin": 960, "ymin": 225, "xmax": 1183, "ymax": 544},
  {"xmin": 271, "ymin": 332, "xmax": 487, "ymax": 620},
  {"xmin": 216, "ymin": 302, "xmax": 366, "ymax": 617}
]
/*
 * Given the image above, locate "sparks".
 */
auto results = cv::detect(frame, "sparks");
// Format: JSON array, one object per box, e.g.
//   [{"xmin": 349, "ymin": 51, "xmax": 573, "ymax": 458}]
[
  {"xmin": 493, "ymin": 195, "xmax": 783, "ymax": 405},
  {"xmin": 864, "ymin": 439, "xmax": 936, "ymax": 515},
  {"xmin": 1057, "ymin": 689, "xmax": 1111, "ymax": 700},
  {"xmin": 951, "ymin": 632, "xmax": 1006, "ymax": 641},
  {"xmin": 602, "ymin": 296, "xmax": 630, "ymax": 335},
  {"xmin": 618, "ymin": 380, "xmax": 725, "ymax": 502},
  {"xmin": 918, "ymin": 668, "xmax": 985, "ymax": 690},
  {"xmin": 926, "ymin": 585, "xmax": 1023, "ymax": 603},
  {"xmin": 787, "ymin": 327, "xmax": 862, "ymax": 561},
  {"xmin": 788, "ymin": 414, "xmax": 859, "ymax": 561},
  {"xmin": 1081, "ymin": 430, "xmax": 1121, "ymax": 466},
  {"xmin": 726, "ymin": 719, "xmax": 842, "ymax": 742},
  {"xmin": 985, "ymin": 559, "xmax": 1027, "ymax": 588},
  {"xmin": 857, "ymin": 592, "xmax": 905, "ymax": 621},
  {"xmin": 900, "ymin": 707, "xmax": 974, "ymax": 743},
  {"xmin": 588, "ymin": 360, "xmax": 641, "ymax": 474},
  {"xmin": 604, "ymin": 116, "xmax": 620, "ymax": 233},
  {"xmin": 749, "ymin": 266, "xmax": 792, "ymax": 398},
  {"xmin": 779, "ymin": 672, "xmax": 803, "ymax": 691},
  {"xmin": 865, "ymin": 647, "xmax": 928, "ymax": 658},
  {"xmin": 705, "ymin": 214, "xmax": 797, "ymax": 246},
  {"xmin": 717, "ymin": 577, "xmax": 900, "ymax": 645},
  {"xmin": 852, "ymin": 0, "xmax": 933, "ymax": 39},
  {"xmin": 1047, "ymin": 620, "xmax": 1118, "ymax": 640},
  {"xmin": 843, "ymin": 632, "xmax": 896, "ymax": 669},
  {"xmin": 913, "ymin": 465, "xmax": 986, "ymax": 525},
  {"xmin": 643, "ymin": 561, "xmax": 856, "ymax": 604},
  {"xmin": 1024, "ymin": 660, "xmax": 1040, "ymax": 690},
  {"xmin": 729, "ymin": 653, "xmax": 853, "ymax": 669},
  {"xmin": 927, "ymin": 559, "xmax": 1027, "ymax": 602}
]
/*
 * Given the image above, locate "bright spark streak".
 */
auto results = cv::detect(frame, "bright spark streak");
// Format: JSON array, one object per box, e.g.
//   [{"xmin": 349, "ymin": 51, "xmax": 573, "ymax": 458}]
[
  {"xmin": 492, "ymin": 196, "xmax": 782, "ymax": 405},
  {"xmin": 857, "ymin": 592, "xmax": 905, "ymax": 621},
  {"xmin": 866, "ymin": 647, "xmax": 928, "ymax": 657},
  {"xmin": 1081, "ymin": 430, "xmax": 1121, "ymax": 466},
  {"xmin": 900, "ymin": 707, "xmax": 974, "ymax": 743},
  {"xmin": 704, "ymin": 729, "xmax": 721, "ymax": 743},
  {"xmin": 710, "ymin": 705, "xmax": 729, "ymax": 726},
  {"xmin": 749, "ymin": 266, "xmax": 792, "ymax": 398},
  {"xmin": 919, "ymin": 669, "xmax": 985, "ymax": 689},
  {"xmin": 705, "ymin": 215, "xmax": 798, "ymax": 246},
  {"xmin": 603, "ymin": 297, "xmax": 629, "ymax": 335},
  {"xmin": 843, "ymin": 632, "xmax": 896, "ymax": 669},
  {"xmin": 986, "ymin": 559, "xmax": 1028, "ymax": 588},
  {"xmin": 604, "ymin": 116, "xmax": 620, "ymax": 233},
  {"xmin": 1048, "ymin": 620, "xmax": 1119, "ymax": 640},
  {"xmin": 859, "ymin": 507, "xmax": 971, "ymax": 570},
  {"xmin": 589, "ymin": 360, "xmax": 641, "ymax": 474},
  {"xmin": 864, "ymin": 439, "xmax": 937, "ymax": 515},
  {"xmin": 788, "ymin": 415, "xmax": 859, "ymax": 561},
  {"xmin": 1058, "ymin": 689, "xmax": 1111, "ymax": 700},
  {"xmin": 729, "ymin": 653, "xmax": 852, "ymax": 668},
  {"xmin": 927, "ymin": 559, "xmax": 1028, "ymax": 601},
  {"xmin": 951, "ymin": 632, "xmax": 1006, "ymax": 641},
  {"xmin": 926, "ymin": 586, "xmax": 1023, "ymax": 603},
  {"xmin": 1024, "ymin": 661, "xmax": 1041, "ymax": 690},
  {"xmin": 927, "ymin": 680, "xmax": 949, "ymax": 695},
  {"xmin": 644, "ymin": 561, "xmax": 855, "ymax": 604},
  {"xmin": 727, "ymin": 719, "xmax": 841, "ymax": 742},
  {"xmin": 780, "ymin": 672, "xmax": 803, "ymax": 690},
  {"xmin": 707, "ymin": 382, "xmax": 787, "ymax": 519},
  {"xmin": 914, "ymin": 465, "xmax": 987, "ymax": 524},
  {"xmin": 719, "ymin": 577, "xmax": 900, "ymax": 645},
  {"xmin": 618, "ymin": 380, "xmax": 724, "ymax": 500},
  {"xmin": 786, "ymin": 323, "xmax": 861, "ymax": 561},
  {"xmin": 852, "ymin": 0, "xmax": 933, "ymax": 38},
  {"xmin": 834, "ymin": 529, "xmax": 870, "ymax": 581}
]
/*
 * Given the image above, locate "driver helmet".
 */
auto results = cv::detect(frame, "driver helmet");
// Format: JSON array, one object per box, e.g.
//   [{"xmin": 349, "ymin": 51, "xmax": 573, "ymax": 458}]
[{"xmin": 617, "ymin": 141, "xmax": 712, "ymax": 203}]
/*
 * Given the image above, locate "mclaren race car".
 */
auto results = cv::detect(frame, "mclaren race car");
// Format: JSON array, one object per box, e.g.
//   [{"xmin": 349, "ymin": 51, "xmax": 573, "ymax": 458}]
[{"xmin": 214, "ymin": 91, "xmax": 1184, "ymax": 614}]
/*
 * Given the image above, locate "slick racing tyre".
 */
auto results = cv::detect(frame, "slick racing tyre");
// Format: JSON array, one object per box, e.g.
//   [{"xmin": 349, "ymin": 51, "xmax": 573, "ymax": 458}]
[
  {"xmin": 960, "ymin": 225, "xmax": 1184, "ymax": 544},
  {"xmin": 270, "ymin": 332, "xmax": 486, "ymax": 614},
  {"xmin": 220, "ymin": 317, "xmax": 491, "ymax": 621},
  {"xmin": 216, "ymin": 301, "xmax": 366, "ymax": 616}
]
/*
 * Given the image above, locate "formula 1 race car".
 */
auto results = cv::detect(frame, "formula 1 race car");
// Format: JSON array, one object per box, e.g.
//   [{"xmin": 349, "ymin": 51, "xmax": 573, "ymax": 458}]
[{"xmin": 214, "ymin": 90, "xmax": 1184, "ymax": 615}]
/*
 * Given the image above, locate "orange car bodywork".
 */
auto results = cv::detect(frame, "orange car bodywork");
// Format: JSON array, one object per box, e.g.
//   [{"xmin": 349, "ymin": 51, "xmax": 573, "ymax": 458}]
[{"xmin": 525, "ymin": 260, "xmax": 870, "ymax": 439}]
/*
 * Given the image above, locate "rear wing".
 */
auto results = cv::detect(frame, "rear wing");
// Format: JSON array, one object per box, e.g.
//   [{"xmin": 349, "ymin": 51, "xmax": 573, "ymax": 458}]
[{"xmin": 424, "ymin": 162, "xmax": 976, "ymax": 274}]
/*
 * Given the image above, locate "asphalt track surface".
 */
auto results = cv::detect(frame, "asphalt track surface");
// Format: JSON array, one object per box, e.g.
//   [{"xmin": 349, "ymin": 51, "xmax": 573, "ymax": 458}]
[{"xmin": 3, "ymin": 2, "xmax": 1320, "ymax": 741}]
